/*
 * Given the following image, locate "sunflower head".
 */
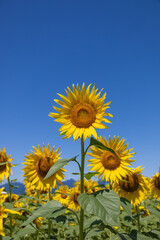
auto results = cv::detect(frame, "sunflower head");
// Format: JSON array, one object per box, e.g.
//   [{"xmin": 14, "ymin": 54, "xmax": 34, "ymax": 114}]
[
  {"xmin": 74, "ymin": 179, "xmax": 101, "ymax": 194},
  {"xmin": 113, "ymin": 167, "xmax": 148, "ymax": 206},
  {"xmin": 67, "ymin": 187, "xmax": 81, "ymax": 211},
  {"xmin": 150, "ymin": 168, "xmax": 160, "ymax": 200},
  {"xmin": 87, "ymin": 136, "xmax": 135, "ymax": 183},
  {"xmin": 53, "ymin": 185, "xmax": 70, "ymax": 206},
  {"xmin": 22, "ymin": 144, "xmax": 66, "ymax": 191},
  {"xmin": 33, "ymin": 217, "xmax": 43, "ymax": 229},
  {"xmin": 49, "ymin": 83, "xmax": 113, "ymax": 141},
  {"xmin": 0, "ymin": 147, "xmax": 14, "ymax": 182}
]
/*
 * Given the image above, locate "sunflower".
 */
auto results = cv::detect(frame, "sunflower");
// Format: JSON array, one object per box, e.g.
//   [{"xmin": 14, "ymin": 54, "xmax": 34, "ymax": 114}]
[
  {"xmin": 2, "ymin": 193, "xmax": 19, "ymax": 203},
  {"xmin": 87, "ymin": 136, "xmax": 135, "ymax": 183},
  {"xmin": 22, "ymin": 144, "xmax": 66, "ymax": 191},
  {"xmin": 49, "ymin": 83, "xmax": 112, "ymax": 141},
  {"xmin": 53, "ymin": 185, "xmax": 70, "ymax": 206},
  {"xmin": 74, "ymin": 179, "xmax": 101, "ymax": 194},
  {"xmin": 33, "ymin": 217, "xmax": 43, "ymax": 229},
  {"xmin": 113, "ymin": 167, "xmax": 148, "ymax": 206},
  {"xmin": 67, "ymin": 187, "xmax": 81, "ymax": 211},
  {"xmin": 150, "ymin": 169, "xmax": 160, "ymax": 200},
  {"xmin": 0, "ymin": 147, "xmax": 14, "ymax": 182},
  {"xmin": 0, "ymin": 203, "xmax": 21, "ymax": 236}
]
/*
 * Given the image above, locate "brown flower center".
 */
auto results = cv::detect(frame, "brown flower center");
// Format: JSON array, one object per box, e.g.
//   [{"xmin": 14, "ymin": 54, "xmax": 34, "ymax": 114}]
[
  {"xmin": 73, "ymin": 193, "xmax": 79, "ymax": 203},
  {"xmin": 119, "ymin": 174, "xmax": 139, "ymax": 192},
  {"xmin": 61, "ymin": 193, "xmax": 67, "ymax": 199},
  {"xmin": 0, "ymin": 154, "xmax": 6, "ymax": 172},
  {"xmin": 37, "ymin": 157, "xmax": 52, "ymax": 178},
  {"xmin": 101, "ymin": 151, "xmax": 120, "ymax": 170},
  {"xmin": 70, "ymin": 103, "xmax": 96, "ymax": 128},
  {"xmin": 155, "ymin": 175, "xmax": 160, "ymax": 189}
]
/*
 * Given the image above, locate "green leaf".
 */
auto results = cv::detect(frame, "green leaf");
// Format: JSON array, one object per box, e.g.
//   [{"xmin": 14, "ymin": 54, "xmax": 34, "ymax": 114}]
[
  {"xmin": 14, "ymin": 225, "xmax": 36, "ymax": 239},
  {"xmin": 78, "ymin": 189, "xmax": 120, "ymax": 226},
  {"xmin": 58, "ymin": 131, "xmax": 67, "ymax": 136},
  {"xmin": 22, "ymin": 200, "xmax": 63, "ymax": 226},
  {"xmin": 43, "ymin": 155, "xmax": 78, "ymax": 181},
  {"xmin": 72, "ymin": 172, "xmax": 80, "ymax": 175},
  {"xmin": 84, "ymin": 172, "xmax": 99, "ymax": 180},
  {"xmin": 147, "ymin": 206, "xmax": 160, "ymax": 219},
  {"xmin": 89, "ymin": 137, "xmax": 119, "ymax": 158},
  {"xmin": 3, "ymin": 202, "xmax": 14, "ymax": 209},
  {"xmin": 120, "ymin": 197, "xmax": 132, "ymax": 217},
  {"xmin": 0, "ymin": 162, "xmax": 7, "ymax": 165},
  {"xmin": 11, "ymin": 179, "xmax": 17, "ymax": 182},
  {"xmin": 130, "ymin": 230, "xmax": 152, "ymax": 240}
]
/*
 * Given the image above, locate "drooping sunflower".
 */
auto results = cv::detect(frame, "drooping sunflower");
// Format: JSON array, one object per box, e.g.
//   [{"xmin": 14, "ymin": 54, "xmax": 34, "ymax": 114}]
[
  {"xmin": 22, "ymin": 144, "xmax": 66, "ymax": 191},
  {"xmin": 49, "ymin": 83, "xmax": 112, "ymax": 141},
  {"xmin": 53, "ymin": 185, "xmax": 70, "ymax": 206},
  {"xmin": 67, "ymin": 187, "xmax": 81, "ymax": 211},
  {"xmin": 0, "ymin": 147, "xmax": 14, "ymax": 182},
  {"xmin": 113, "ymin": 167, "xmax": 148, "ymax": 206},
  {"xmin": 87, "ymin": 136, "xmax": 135, "ymax": 183},
  {"xmin": 150, "ymin": 169, "xmax": 160, "ymax": 200}
]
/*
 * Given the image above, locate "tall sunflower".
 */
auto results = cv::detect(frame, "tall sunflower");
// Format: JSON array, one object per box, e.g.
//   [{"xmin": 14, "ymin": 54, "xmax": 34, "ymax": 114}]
[
  {"xmin": 0, "ymin": 147, "xmax": 14, "ymax": 182},
  {"xmin": 150, "ymin": 169, "xmax": 160, "ymax": 200},
  {"xmin": 49, "ymin": 83, "xmax": 112, "ymax": 141},
  {"xmin": 22, "ymin": 144, "xmax": 66, "ymax": 191},
  {"xmin": 87, "ymin": 136, "xmax": 135, "ymax": 183},
  {"xmin": 113, "ymin": 167, "xmax": 148, "ymax": 206}
]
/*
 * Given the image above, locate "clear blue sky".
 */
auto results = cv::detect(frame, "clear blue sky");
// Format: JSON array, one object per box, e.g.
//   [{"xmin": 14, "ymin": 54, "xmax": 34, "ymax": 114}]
[{"xmin": 0, "ymin": 0, "xmax": 160, "ymax": 183}]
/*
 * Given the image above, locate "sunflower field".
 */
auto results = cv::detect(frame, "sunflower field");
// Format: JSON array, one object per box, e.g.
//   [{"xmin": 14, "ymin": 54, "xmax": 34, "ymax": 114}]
[{"xmin": 0, "ymin": 83, "xmax": 160, "ymax": 240}]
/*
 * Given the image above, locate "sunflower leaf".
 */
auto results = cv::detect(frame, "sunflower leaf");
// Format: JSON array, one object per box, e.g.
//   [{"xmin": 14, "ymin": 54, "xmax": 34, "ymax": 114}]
[
  {"xmin": 120, "ymin": 197, "xmax": 132, "ymax": 217},
  {"xmin": 0, "ymin": 162, "xmax": 7, "ymax": 165},
  {"xmin": 78, "ymin": 189, "xmax": 120, "ymax": 226},
  {"xmin": 89, "ymin": 137, "xmax": 119, "ymax": 159},
  {"xmin": 84, "ymin": 172, "xmax": 99, "ymax": 180},
  {"xmin": 22, "ymin": 200, "xmax": 65, "ymax": 226},
  {"xmin": 43, "ymin": 155, "xmax": 78, "ymax": 181}
]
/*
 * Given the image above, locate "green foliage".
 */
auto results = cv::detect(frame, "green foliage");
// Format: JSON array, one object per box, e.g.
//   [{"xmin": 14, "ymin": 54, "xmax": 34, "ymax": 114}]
[
  {"xmin": 43, "ymin": 156, "xmax": 78, "ymax": 181},
  {"xmin": 78, "ymin": 189, "xmax": 120, "ymax": 226}
]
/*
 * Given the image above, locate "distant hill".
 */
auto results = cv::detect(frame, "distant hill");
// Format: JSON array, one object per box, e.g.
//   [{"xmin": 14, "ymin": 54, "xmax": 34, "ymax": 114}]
[
  {"xmin": 1, "ymin": 182, "xmax": 25, "ymax": 195},
  {"xmin": 1, "ymin": 178, "xmax": 106, "ymax": 195},
  {"xmin": 1, "ymin": 178, "xmax": 76, "ymax": 195}
]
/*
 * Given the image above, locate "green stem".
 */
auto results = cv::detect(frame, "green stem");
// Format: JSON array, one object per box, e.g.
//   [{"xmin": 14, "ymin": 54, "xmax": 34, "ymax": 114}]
[
  {"xmin": 79, "ymin": 135, "xmax": 85, "ymax": 240},
  {"xmin": 48, "ymin": 187, "xmax": 51, "ymax": 240},
  {"xmin": 36, "ymin": 190, "xmax": 39, "ymax": 206},
  {"xmin": 7, "ymin": 177, "xmax": 13, "ymax": 238},
  {"xmin": 7, "ymin": 177, "xmax": 12, "ymax": 202},
  {"xmin": 109, "ymin": 179, "xmax": 112, "ymax": 190},
  {"xmin": 136, "ymin": 205, "xmax": 140, "ymax": 232},
  {"xmin": 31, "ymin": 223, "xmax": 47, "ymax": 240},
  {"xmin": 110, "ymin": 230, "xmax": 113, "ymax": 240},
  {"xmin": 68, "ymin": 208, "xmax": 80, "ymax": 225}
]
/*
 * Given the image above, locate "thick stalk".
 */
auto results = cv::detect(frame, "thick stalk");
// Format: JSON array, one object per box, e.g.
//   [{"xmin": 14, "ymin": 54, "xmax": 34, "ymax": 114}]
[
  {"xmin": 79, "ymin": 136, "xmax": 85, "ymax": 240},
  {"xmin": 36, "ymin": 190, "xmax": 39, "ymax": 206},
  {"xmin": 48, "ymin": 187, "xmax": 51, "ymax": 240},
  {"xmin": 136, "ymin": 205, "xmax": 140, "ymax": 232},
  {"xmin": 7, "ymin": 177, "xmax": 13, "ymax": 237}
]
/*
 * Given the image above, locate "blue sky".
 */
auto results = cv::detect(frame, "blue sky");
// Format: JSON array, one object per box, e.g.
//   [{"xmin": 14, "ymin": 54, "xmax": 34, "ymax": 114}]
[{"xmin": 0, "ymin": 0, "xmax": 160, "ymax": 183}]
